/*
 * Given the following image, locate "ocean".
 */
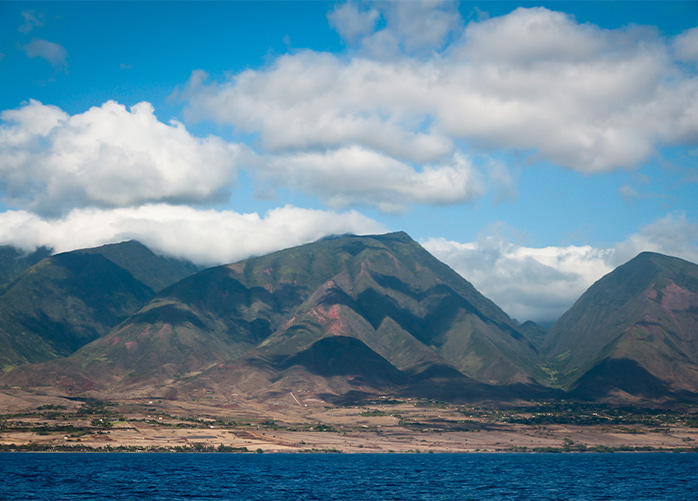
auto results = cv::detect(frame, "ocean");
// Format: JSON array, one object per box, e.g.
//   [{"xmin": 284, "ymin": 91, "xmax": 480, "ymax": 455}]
[{"xmin": 1, "ymin": 452, "xmax": 696, "ymax": 500}]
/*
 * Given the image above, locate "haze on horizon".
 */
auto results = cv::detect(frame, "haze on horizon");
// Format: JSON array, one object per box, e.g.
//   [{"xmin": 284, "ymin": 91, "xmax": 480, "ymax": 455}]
[{"xmin": 0, "ymin": 1, "xmax": 696, "ymax": 323}]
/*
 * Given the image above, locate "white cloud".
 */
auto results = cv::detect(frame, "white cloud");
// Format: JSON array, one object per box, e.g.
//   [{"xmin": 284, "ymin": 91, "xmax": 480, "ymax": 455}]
[
  {"xmin": 182, "ymin": 57, "xmax": 453, "ymax": 164},
  {"xmin": 424, "ymin": 236, "xmax": 613, "ymax": 323},
  {"xmin": 0, "ymin": 204, "xmax": 386, "ymax": 266},
  {"xmin": 0, "ymin": 100, "xmax": 245, "ymax": 215},
  {"xmin": 18, "ymin": 10, "xmax": 45, "ymax": 34},
  {"xmin": 263, "ymin": 147, "xmax": 483, "ymax": 212},
  {"xmin": 183, "ymin": 5, "xmax": 698, "ymax": 175},
  {"xmin": 674, "ymin": 27, "xmax": 698, "ymax": 63},
  {"xmin": 487, "ymin": 160, "xmax": 517, "ymax": 203},
  {"xmin": 23, "ymin": 39, "xmax": 68, "ymax": 71},
  {"xmin": 424, "ymin": 213, "xmax": 698, "ymax": 322},
  {"xmin": 327, "ymin": 2, "xmax": 379, "ymax": 44},
  {"xmin": 359, "ymin": 0, "xmax": 463, "ymax": 57},
  {"xmin": 618, "ymin": 184, "xmax": 668, "ymax": 204},
  {"xmin": 454, "ymin": 7, "xmax": 608, "ymax": 65},
  {"xmin": 612, "ymin": 212, "xmax": 698, "ymax": 266}
]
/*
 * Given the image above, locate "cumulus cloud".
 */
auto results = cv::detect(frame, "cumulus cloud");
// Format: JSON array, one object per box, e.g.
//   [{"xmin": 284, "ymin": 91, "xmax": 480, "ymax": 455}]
[
  {"xmin": 0, "ymin": 100, "xmax": 245, "ymax": 216},
  {"xmin": 424, "ymin": 236, "xmax": 613, "ymax": 323},
  {"xmin": 674, "ymin": 27, "xmax": 698, "ymax": 63},
  {"xmin": 182, "ymin": 59, "xmax": 453, "ymax": 164},
  {"xmin": 424, "ymin": 213, "xmax": 698, "ymax": 323},
  {"xmin": 182, "ymin": 4, "xmax": 698, "ymax": 174},
  {"xmin": 328, "ymin": 2, "xmax": 379, "ymax": 44},
  {"xmin": 358, "ymin": 0, "xmax": 463, "ymax": 57},
  {"xmin": 23, "ymin": 39, "xmax": 68, "ymax": 71},
  {"xmin": 0, "ymin": 204, "xmax": 385, "ymax": 266},
  {"xmin": 263, "ymin": 147, "xmax": 483, "ymax": 212}
]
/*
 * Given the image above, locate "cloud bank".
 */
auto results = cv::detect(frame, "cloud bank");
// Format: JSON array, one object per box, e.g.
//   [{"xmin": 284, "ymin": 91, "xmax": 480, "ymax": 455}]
[
  {"xmin": 0, "ymin": 204, "xmax": 385, "ymax": 266},
  {"xmin": 424, "ymin": 213, "xmax": 698, "ymax": 323},
  {"xmin": 183, "ymin": 4, "xmax": 698, "ymax": 174}
]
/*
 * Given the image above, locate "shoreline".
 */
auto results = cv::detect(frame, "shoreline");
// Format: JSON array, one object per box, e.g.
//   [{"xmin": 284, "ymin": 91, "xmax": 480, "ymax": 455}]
[{"xmin": 3, "ymin": 445, "xmax": 698, "ymax": 454}]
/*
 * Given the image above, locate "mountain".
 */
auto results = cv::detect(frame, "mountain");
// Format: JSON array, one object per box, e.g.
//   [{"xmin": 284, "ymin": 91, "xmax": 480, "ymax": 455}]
[
  {"xmin": 7, "ymin": 236, "xmax": 695, "ymax": 405},
  {"xmin": 519, "ymin": 320, "xmax": 547, "ymax": 349},
  {"xmin": 0, "ymin": 241, "xmax": 199, "ymax": 373},
  {"xmin": 0, "ymin": 245, "xmax": 52, "ymax": 289},
  {"xmin": 542, "ymin": 252, "xmax": 698, "ymax": 402},
  {"xmin": 75, "ymin": 240, "xmax": 199, "ymax": 293},
  {"xmin": 4, "ymin": 232, "xmax": 546, "ymax": 401}
]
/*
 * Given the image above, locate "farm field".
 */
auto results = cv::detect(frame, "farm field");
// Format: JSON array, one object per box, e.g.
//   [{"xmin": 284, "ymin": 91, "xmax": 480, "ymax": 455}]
[{"xmin": 2, "ymin": 389, "xmax": 697, "ymax": 453}]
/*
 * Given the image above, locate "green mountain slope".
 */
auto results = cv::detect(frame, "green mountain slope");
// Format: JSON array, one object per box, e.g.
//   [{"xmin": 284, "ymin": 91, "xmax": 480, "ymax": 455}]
[
  {"xmin": 250, "ymin": 232, "xmax": 543, "ymax": 385},
  {"xmin": 6, "ymin": 232, "xmax": 545, "ymax": 401},
  {"xmin": 5, "ymin": 241, "xmax": 698, "ymax": 405},
  {"xmin": 0, "ymin": 245, "xmax": 52, "ymax": 289},
  {"xmin": 519, "ymin": 320, "xmax": 548, "ymax": 349},
  {"xmin": 542, "ymin": 252, "xmax": 698, "ymax": 401},
  {"xmin": 76, "ymin": 240, "xmax": 200, "ymax": 293},
  {"xmin": 0, "ymin": 241, "xmax": 199, "ymax": 373},
  {"xmin": 0, "ymin": 252, "xmax": 154, "ymax": 372}
]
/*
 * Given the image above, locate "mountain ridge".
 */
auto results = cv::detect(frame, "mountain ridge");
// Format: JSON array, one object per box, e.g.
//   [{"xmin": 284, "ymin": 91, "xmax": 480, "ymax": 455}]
[
  {"xmin": 1, "ymin": 232, "xmax": 548, "ymax": 402},
  {"xmin": 1, "ymin": 235, "xmax": 697, "ymax": 406},
  {"xmin": 0, "ymin": 241, "xmax": 199, "ymax": 373},
  {"xmin": 543, "ymin": 251, "xmax": 698, "ymax": 401}
]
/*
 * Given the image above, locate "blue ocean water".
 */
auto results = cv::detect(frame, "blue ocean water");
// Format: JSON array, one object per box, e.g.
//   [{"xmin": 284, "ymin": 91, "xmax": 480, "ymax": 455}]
[{"xmin": 1, "ymin": 452, "xmax": 696, "ymax": 500}]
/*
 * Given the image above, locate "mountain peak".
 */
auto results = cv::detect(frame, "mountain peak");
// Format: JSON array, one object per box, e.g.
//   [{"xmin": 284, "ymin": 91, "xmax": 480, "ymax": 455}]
[
  {"xmin": 543, "ymin": 250, "xmax": 698, "ymax": 401},
  {"xmin": 375, "ymin": 231, "xmax": 413, "ymax": 241},
  {"xmin": 623, "ymin": 250, "xmax": 696, "ymax": 270},
  {"xmin": 74, "ymin": 240, "xmax": 199, "ymax": 293}
]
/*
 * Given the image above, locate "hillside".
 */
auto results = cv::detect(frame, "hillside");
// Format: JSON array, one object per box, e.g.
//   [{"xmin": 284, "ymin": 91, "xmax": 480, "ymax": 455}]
[
  {"xmin": 0, "ymin": 245, "xmax": 52, "ymax": 289},
  {"xmin": 542, "ymin": 252, "xmax": 698, "ymax": 401},
  {"xmin": 76, "ymin": 240, "xmax": 199, "ymax": 293},
  {"xmin": 3, "ymin": 236, "xmax": 698, "ymax": 406},
  {"xmin": 0, "ymin": 241, "xmax": 198, "ymax": 373},
  {"xmin": 3, "ymin": 232, "xmax": 546, "ymax": 401}
]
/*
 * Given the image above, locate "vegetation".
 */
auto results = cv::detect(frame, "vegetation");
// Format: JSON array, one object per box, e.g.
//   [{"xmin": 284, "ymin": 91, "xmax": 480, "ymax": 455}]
[
  {"xmin": 543, "ymin": 252, "xmax": 698, "ymax": 397},
  {"xmin": 496, "ymin": 402, "xmax": 690, "ymax": 427},
  {"xmin": 0, "ymin": 241, "xmax": 198, "ymax": 373},
  {"xmin": 1, "ymin": 395, "xmax": 697, "ymax": 453},
  {"xmin": 1, "ymin": 235, "xmax": 698, "ymax": 415}
]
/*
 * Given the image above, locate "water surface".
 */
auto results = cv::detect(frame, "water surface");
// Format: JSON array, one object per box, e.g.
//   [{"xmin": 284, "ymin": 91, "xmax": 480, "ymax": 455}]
[{"xmin": 2, "ymin": 452, "xmax": 696, "ymax": 500}]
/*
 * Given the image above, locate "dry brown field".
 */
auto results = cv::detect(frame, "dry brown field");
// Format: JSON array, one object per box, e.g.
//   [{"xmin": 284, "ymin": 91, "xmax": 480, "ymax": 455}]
[{"xmin": 2, "ymin": 388, "xmax": 697, "ymax": 453}]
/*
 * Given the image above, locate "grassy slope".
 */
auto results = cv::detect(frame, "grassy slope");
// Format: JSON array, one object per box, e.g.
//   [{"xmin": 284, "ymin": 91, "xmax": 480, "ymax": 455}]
[
  {"xmin": 0, "ymin": 241, "xmax": 200, "ymax": 374},
  {"xmin": 76, "ymin": 240, "xmax": 199, "ymax": 292},
  {"xmin": 542, "ymin": 252, "xmax": 698, "ymax": 397},
  {"xmin": 31, "ymin": 232, "xmax": 546, "ymax": 400},
  {"xmin": 0, "ymin": 252, "xmax": 154, "ymax": 372},
  {"xmin": 0, "ymin": 245, "xmax": 52, "ymax": 290}
]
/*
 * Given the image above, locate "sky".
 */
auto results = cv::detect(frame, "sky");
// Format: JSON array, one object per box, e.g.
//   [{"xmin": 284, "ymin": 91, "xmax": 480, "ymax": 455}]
[{"xmin": 1, "ymin": 1, "xmax": 697, "ymax": 324}]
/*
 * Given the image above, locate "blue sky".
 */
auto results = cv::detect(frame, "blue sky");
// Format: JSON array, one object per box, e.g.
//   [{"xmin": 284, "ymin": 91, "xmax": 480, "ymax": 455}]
[{"xmin": 1, "ymin": 1, "xmax": 697, "ymax": 322}]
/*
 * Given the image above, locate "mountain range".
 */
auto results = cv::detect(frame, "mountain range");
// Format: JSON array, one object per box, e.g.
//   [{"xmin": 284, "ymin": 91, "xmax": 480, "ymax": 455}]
[
  {"xmin": 1, "ymin": 232, "xmax": 696, "ymax": 406},
  {"xmin": 0, "ymin": 241, "xmax": 198, "ymax": 373}
]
